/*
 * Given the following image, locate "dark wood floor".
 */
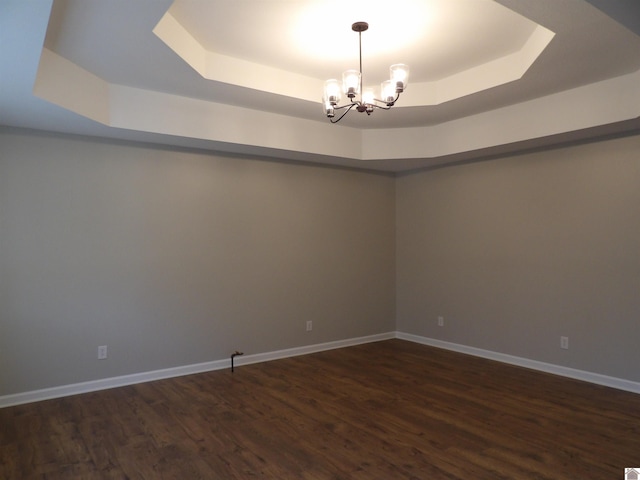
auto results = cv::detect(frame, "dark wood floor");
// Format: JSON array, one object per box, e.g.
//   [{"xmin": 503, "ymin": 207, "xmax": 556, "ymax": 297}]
[{"xmin": 1, "ymin": 339, "xmax": 639, "ymax": 479}]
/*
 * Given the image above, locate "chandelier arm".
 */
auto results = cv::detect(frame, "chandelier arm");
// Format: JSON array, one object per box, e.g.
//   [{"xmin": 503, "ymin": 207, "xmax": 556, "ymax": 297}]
[
  {"xmin": 372, "ymin": 92, "xmax": 401, "ymax": 108},
  {"xmin": 329, "ymin": 104, "xmax": 356, "ymax": 123},
  {"xmin": 333, "ymin": 101, "xmax": 359, "ymax": 111}
]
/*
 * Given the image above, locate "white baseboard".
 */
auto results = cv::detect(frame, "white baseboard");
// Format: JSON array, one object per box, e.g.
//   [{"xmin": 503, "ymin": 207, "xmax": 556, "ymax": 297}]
[
  {"xmin": 232, "ymin": 332, "xmax": 396, "ymax": 368},
  {"xmin": 0, "ymin": 332, "xmax": 395, "ymax": 408},
  {"xmin": 3, "ymin": 330, "xmax": 637, "ymax": 408},
  {"xmin": 396, "ymin": 331, "xmax": 640, "ymax": 395}
]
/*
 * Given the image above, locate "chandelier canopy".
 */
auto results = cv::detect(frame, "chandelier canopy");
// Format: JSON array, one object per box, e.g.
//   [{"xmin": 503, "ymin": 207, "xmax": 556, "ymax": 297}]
[{"xmin": 323, "ymin": 22, "xmax": 409, "ymax": 124}]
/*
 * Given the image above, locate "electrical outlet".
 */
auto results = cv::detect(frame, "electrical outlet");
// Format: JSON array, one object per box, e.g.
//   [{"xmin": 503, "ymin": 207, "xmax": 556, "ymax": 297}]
[
  {"xmin": 306, "ymin": 321, "xmax": 313, "ymax": 332},
  {"xmin": 560, "ymin": 336, "xmax": 569, "ymax": 350},
  {"xmin": 437, "ymin": 316, "xmax": 444, "ymax": 327},
  {"xmin": 98, "ymin": 345, "xmax": 108, "ymax": 359}
]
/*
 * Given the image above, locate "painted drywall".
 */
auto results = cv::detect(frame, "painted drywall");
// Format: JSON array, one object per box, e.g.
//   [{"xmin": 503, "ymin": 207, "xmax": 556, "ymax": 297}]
[
  {"xmin": 396, "ymin": 134, "xmax": 640, "ymax": 382},
  {"xmin": 3, "ymin": 126, "xmax": 639, "ymax": 398},
  {"xmin": 0, "ymin": 128, "xmax": 395, "ymax": 396}
]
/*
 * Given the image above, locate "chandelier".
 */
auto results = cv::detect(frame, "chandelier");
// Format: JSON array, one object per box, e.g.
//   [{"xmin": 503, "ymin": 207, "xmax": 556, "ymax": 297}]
[{"xmin": 322, "ymin": 22, "xmax": 409, "ymax": 124}]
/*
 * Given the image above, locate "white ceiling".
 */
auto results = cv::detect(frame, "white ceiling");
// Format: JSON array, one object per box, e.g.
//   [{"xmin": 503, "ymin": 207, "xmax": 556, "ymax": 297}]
[
  {"xmin": 166, "ymin": 0, "xmax": 538, "ymax": 82},
  {"xmin": 1, "ymin": 0, "xmax": 640, "ymax": 172}
]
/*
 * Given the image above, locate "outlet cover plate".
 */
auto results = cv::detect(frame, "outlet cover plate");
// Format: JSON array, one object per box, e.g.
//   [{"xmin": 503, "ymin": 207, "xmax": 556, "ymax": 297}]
[{"xmin": 98, "ymin": 345, "xmax": 108, "ymax": 359}]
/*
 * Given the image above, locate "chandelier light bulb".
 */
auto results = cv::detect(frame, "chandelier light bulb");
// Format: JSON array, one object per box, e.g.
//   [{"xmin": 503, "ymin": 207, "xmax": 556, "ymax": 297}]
[
  {"xmin": 390, "ymin": 64, "xmax": 409, "ymax": 93},
  {"xmin": 324, "ymin": 79, "xmax": 341, "ymax": 105},
  {"xmin": 342, "ymin": 70, "xmax": 361, "ymax": 98},
  {"xmin": 381, "ymin": 80, "xmax": 396, "ymax": 105},
  {"xmin": 362, "ymin": 89, "xmax": 375, "ymax": 106},
  {"xmin": 323, "ymin": 98, "xmax": 335, "ymax": 118}
]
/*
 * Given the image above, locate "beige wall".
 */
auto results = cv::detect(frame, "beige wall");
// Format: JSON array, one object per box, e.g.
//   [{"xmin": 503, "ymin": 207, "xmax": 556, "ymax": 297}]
[
  {"xmin": 2, "ymin": 127, "xmax": 639, "ymax": 397},
  {"xmin": 0, "ymin": 129, "xmax": 396, "ymax": 396},
  {"xmin": 396, "ymin": 134, "xmax": 640, "ymax": 382}
]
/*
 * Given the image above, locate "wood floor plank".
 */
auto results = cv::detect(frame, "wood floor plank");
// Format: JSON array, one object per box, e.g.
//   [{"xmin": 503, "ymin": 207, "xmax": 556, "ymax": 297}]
[{"xmin": 1, "ymin": 339, "xmax": 639, "ymax": 479}]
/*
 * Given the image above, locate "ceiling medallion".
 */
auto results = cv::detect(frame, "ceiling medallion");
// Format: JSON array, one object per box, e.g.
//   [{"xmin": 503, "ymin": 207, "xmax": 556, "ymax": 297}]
[{"xmin": 322, "ymin": 22, "xmax": 409, "ymax": 124}]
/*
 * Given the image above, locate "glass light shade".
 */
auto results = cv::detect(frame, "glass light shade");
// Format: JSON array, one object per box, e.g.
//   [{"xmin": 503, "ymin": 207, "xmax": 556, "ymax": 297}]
[
  {"xmin": 390, "ymin": 64, "xmax": 409, "ymax": 92},
  {"xmin": 381, "ymin": 80, "xmax": 396, "ymax": 104},
  {"xmin": 342, "ymin": 69, "xmax": 361, "ymax": 98},
  {"xmin": 362, "ymin": 89, "xmax": 375, "ymax": 105},
  {"xmin": 324, "ymin": 79, "xmax": 341, "ymax": 105},
  {"xmin": 323, "ymin": 98, "xmax": 335, "ymax": 118}
]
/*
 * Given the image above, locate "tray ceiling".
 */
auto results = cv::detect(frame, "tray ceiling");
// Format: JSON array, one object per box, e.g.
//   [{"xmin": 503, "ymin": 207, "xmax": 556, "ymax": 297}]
[{"xmin": 1, "ymin": 0, "xmax": 639, "ymax": 172}]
